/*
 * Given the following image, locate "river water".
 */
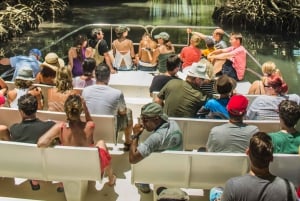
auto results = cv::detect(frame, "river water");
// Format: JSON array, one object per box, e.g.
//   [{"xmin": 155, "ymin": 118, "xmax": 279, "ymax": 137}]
[{"xmin": 1, "ymin": 0, "xmax": 299, "ymax": 94}]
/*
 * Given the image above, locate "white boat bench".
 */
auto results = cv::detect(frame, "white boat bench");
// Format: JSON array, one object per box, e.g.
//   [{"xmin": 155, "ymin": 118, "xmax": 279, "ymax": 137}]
[
  {"xmin": 131, "ymin": 151, "xmax": 300, "ymax": 201},
  {"xmin": 0, "ymin": 141, "xmax": 101, "ymax": 201},
  {"xmin": 169, "ymin": 117, "xmax": 281, "ymax": 150},
  {"xmin": 0, "ymin": 107, "xmax": 116, "ymax": 145}
]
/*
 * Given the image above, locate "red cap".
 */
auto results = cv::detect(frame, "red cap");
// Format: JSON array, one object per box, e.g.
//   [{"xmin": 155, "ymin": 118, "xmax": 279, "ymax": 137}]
[
  {"xmin": 227, "ymin": 95, "xmax": 248, "ymax": 116},
  {"xmin": 0, "ymin": 94, "xmax": 5, "ymax": 106}
]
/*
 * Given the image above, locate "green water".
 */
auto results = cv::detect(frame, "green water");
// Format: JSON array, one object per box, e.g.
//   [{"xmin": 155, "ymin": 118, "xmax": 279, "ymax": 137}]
[{"xmin": 1, "ymin": 0, "xmax": 299, "ymax": 94}]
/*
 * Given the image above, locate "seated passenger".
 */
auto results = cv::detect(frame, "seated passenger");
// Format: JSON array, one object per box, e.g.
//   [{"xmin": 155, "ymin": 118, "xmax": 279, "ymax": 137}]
[
  {"xmin": 0, "ymin": 77, "xmax": 8, "ymax": 96},
  {"xmin": 191, "ymin": 27, "xmax": 227, "ymax": 49},
  {"xmin": 202, "ymin": 37, "xmax": 215, "ymax": 60},
  {"xmin": 38, "ymin": 94, "xmax": 116, "ymax": 187},
  {"xmin": 10, "ymin": 94, "xmax": 56, "ymax": 190},
  {"xmin": 36, "ymin": 52, "xmax": 64, "ymax": 86},
  {"xmin": 155, "ymin": 61, "xmax": 213, "ymax": 118},
  {"xmin": 197, "ymin": 74, "xmax": 236, "ymax": 119},
  {"xmin": 154, "ymin": 32, "xmax": 175, "ymax": 73},
  {"xmin": 129, "ymin": 102, "xmax": 183, "ymax": 193},
  {"xmin": 82, "ymin": 63, "xmax": 133, "ymax": 151},
  {"xmin": 179, "ymin": 34, "xmax": 201, "ymax": 72},
  {"xmin": 112, "ymin": 25, "xmax": 135, "ymax": 71},
  {"xmin": 7, "ymin": 67, "xmax": 43, "ymax": 110},
  {"xmin": 68, "ymin": 34, "xmax": 93, "ymax": 77},
  {"xmin": 48, "ymin": 67, "xmax": 78, "ymax": 112},
  {"xmin": 72, "ymin": 58, "xmax": 96, "ymax": 88},
  {"xmin": 268, "ymin": 100, "xmax": 300, "ymax": 154},
  {"xmin": 248, "ymin": 61, "xmax": 282, "ymax": 95},
  {"xmin": 0, "ymin": 48, "xmax": 41, "ymax": 81},
  {"xmin": 206, "ymin": 95, "xmax": 259, "ymax": 152},
  {"xmin": 149, "ymin": 54, "xmax": 181, "ymax": 97},
  {"xmin": 208, "ymin": 32, "xmax": 246, "ymax": 81},
  {"xmin": 247, "ymin": 75, "xmax": 300, "ymax": 120},
  {"xmin": 136, "ymin": 32, "xmax": 158, "ymax": 71},
  {"xmin": 221, "ymin": 132, "xmax": 298, "ymax": 200}
]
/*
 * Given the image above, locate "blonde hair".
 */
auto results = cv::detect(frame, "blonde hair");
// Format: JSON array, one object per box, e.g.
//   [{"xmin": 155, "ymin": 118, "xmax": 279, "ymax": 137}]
[
  {"xmin": 191, "ymin": 34, "xmax": 201, "ymax": 47},
  {"xmin": 261, "ymin": 61, "xmax": 277, "ymax": 76},
  {"xmin": 55, "ymin": 67, "xmax": 73, "ymax": 93}
]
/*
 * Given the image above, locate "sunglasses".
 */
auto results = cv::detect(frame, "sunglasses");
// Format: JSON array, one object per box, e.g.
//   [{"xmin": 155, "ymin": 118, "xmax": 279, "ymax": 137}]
[{"xmin": 140, "ymin": 115, "xmax": 158, "ymax": 122}]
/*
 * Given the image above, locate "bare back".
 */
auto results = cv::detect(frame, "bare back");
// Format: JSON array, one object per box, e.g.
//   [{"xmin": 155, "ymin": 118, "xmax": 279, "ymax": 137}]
[{"xmin": 60, "ymin": 120, "xmax": 95, "ymax": 146}]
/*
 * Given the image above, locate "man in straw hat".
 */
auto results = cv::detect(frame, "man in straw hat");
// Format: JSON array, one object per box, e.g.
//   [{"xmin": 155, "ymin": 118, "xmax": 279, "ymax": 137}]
[
  {"xmin": 155, "ymin": 59, "xmax": 213, "ymax": 118},
  {"xmin": 129, "ymin": 102, "xmax": 183, "ymax": 193}
]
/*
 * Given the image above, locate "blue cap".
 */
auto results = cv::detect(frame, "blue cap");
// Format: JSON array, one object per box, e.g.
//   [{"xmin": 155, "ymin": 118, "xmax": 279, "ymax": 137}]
[{"xmin": 29, "ymin": 49, "xmax": 42, "ymax": 57}]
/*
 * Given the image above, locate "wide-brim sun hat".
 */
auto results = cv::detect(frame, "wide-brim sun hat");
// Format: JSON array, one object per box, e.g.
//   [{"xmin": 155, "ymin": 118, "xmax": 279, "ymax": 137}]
[
  {"xmin": 188, "ymin": 61, "xmax": 210, "ymax": 80},
  {"xmin": 40, "ymin": 52, "xmax": 64, "ymax": 72},
  {"xmin": 15, "ymin": 67, "xmax": 35, "ymax": 81}
]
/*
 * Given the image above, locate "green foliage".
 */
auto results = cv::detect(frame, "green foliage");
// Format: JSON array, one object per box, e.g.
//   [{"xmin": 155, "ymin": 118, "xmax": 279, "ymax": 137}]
[{"xmin": 0, "ymin": 0, "xmax": 69, "ymax": 42}]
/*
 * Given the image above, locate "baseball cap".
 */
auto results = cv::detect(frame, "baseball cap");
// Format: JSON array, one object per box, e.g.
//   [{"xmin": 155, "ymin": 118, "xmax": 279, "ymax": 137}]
[
  {"xmin": 227, "ymin": 95, "xmax": 248, "ymax": 116},
  {"xmin": 141, "ymin": 102, "xmax": 168, "ymax": 121},
  {"xmin": 29, "ymin": 48, "xmax": 42, "ymax": 57},
  {"xmin": 154, "ymin": 32, "xmax": 170, "ymax": 40},
  {"xmin": 157, "ymin": 187, "xmax": 189, "ymax": 201}
]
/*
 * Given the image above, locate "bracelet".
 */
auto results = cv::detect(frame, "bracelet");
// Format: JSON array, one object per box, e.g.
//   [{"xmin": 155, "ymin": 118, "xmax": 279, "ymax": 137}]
[{"xmin": 130, "ymin": 134, "xmax": 140, "ymax": 140}]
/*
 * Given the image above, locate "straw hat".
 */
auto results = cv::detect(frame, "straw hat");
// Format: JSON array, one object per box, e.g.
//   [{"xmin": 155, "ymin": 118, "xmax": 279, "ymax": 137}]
[{"xmin": 40, "ymin": 52, "xmax": 64, "ymax": 72}]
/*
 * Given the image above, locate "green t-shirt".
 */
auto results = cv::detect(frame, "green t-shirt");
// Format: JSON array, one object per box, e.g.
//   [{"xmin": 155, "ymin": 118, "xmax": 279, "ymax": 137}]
[
  {"xmin": 268, "ymin": 130, "xmax": 300, "ymax": 154},
  {"xmin": 158, "ymin": 79, "xmax": 207, "ymax": 118}
]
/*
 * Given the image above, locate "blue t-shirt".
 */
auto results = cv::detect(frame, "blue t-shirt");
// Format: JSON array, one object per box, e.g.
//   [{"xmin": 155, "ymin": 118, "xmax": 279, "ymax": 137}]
[
  {"xmin": 204, "ymin": 98, "xmax": 230, "ymax": 119},
  {"xmin": 10, "ymin": 55, "xmax": 41, "ymax": 81}
]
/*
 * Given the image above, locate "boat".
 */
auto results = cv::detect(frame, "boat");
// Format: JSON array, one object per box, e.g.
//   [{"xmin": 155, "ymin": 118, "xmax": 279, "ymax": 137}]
[{"xmin": 0, "ymin": 24, "xmax": 263, "ymax": 201}]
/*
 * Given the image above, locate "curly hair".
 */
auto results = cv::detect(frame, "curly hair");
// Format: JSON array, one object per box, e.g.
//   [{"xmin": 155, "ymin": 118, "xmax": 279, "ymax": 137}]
[
  {"xmin": 18, "ymin": 94, "xmax": 38, "ymax": 116},
  {"xmin": 55, "ymin": 67, "xmax": 73, "ymax": 93},
  {"xmin": 14, "ymin": 79, "xmax": 33, "ymax": 89},
  {"xmin": 278, "ymin": 100, "xmax": 300, "ymax": 128},
  {"xmin": 64, "ymin": 94, "xmax": 82, "ymax": 121}
]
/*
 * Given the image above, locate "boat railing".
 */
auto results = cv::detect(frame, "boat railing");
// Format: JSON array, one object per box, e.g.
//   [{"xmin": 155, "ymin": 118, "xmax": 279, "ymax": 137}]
[{"xmin": 41, "ymin": 23, "xmax": 262, "ymax": 80}]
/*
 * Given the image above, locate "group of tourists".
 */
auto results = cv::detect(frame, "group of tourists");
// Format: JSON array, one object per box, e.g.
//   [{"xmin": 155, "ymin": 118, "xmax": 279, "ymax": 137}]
[{"xmin": 0, "ymin": 26, "xmax": 299, "ymax": 201}]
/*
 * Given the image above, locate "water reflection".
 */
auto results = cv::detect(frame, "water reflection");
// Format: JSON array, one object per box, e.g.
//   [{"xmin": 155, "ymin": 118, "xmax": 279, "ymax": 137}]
[
  {"xmin": 150, "ymin": 0, "xmax": 215, "ymax": 25},
  {"xmin": 0, "ymin": 0, "xmax": 299, "ymax": 94}
]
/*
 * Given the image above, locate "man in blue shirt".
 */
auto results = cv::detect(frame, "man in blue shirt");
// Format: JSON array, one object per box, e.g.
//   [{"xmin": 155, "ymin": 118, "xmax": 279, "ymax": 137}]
[{"xmin": 0, "ymin": 48, "xmax": 41, "ymax": 81}]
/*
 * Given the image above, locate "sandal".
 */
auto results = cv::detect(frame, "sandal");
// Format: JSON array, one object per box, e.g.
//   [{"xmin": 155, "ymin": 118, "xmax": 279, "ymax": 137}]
[
  {"xmin": 123, "ymin": 143, "xmax": 131, "ymax": 151},
  {"xmin": 29, "ymin": 180, "xmax": 40, "ymax": 191}
]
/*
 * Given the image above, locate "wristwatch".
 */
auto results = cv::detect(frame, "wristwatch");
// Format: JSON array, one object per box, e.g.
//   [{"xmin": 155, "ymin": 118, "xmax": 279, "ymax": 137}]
[{"xmin": 130, "ymin": 134, "xmax": 140, "ymax": 140}]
